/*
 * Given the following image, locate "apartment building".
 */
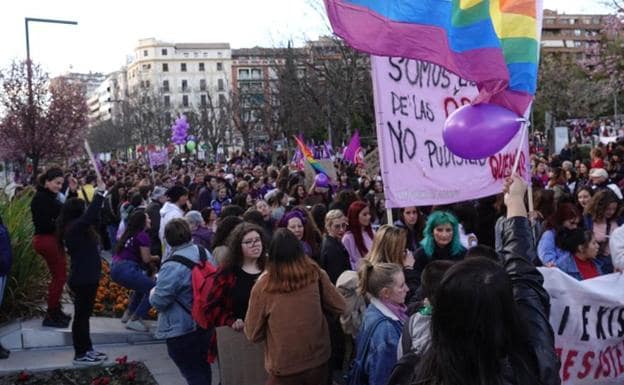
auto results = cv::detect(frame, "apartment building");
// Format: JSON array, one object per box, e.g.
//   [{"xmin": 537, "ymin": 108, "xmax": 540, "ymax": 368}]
[
  {"xmin": 126, "ymin": 38, "xmax": 232, "ymax": 118},
  {"xmin": 541, "ymin": 9, "xmax": 609, "ymax": 59}
]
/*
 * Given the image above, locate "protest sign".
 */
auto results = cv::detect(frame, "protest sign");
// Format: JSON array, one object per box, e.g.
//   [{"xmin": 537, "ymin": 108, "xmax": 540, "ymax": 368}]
[
  {"xmin": 538, "ymin": 268, "xmax": 624, "ymax": 385},
  {"xmin": 371, "ymin": 56, "xmax": 530, "ymax": 208},
  {"xmin": 216, "ymin": 326, "xmax": 267, "ymax": 385}
]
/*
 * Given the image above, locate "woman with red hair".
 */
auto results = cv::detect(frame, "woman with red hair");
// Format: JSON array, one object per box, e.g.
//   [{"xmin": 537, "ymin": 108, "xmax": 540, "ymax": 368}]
[{"xmin": 342, "ymin": 201, "xmax": 374, "ymax": 269}]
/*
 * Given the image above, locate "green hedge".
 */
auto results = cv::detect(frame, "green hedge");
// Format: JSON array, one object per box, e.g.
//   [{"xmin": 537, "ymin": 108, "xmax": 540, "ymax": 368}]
[{"xmin": 0, "ymin": 191, "xmax": 48, "ymax": 323}]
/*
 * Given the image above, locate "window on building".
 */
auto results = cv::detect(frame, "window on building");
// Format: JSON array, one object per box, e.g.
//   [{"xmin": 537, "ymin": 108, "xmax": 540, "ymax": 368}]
[
  {"xmin": 574, "ymin": 29, "xmax": 581, "ymax": 36},
  {"xmin": 239, "ymin": 69, "xmax": 250, "ymax": 80},
  {"xmin": 143, "ymin": 50, "xmax": 148, "ymax": 57},
  {"xmin": 200, "ymin": 79, "xmax": 207, "ymax": 91},
  {"xmin": 219, "ymin": 94, "xmax": 227, "ymax": 106},
  {"xmin": 162, "ymin": 48, "xmax": 168, "ymax": 56},
  {"xmin": 251, "ymin": 69, "xmax": 262, "ymax": 79},
  {"xmin": 181, "ymin": 63, "xmax": 187, "ymax": 72},
  {"xmin": 201, "ymin": 94, "xmax": 207, "ymax": 107},
  {"xmin": 183, "ymin": 95, "xmax": 189, "ymax": 107},
  {"xmin": 164, "ymin": 95, "xmax": 170, "ymax": 107},
  {"xmin": 142, "ymin": 64, "xmax": 151, "ymax": 70},
  {"xmin": 182, "ymin": 80, "xmax": 188, "ymax": 91},
  {"xmin": 199, "ymin": 63, "xmax": 205, "ymax": 71},
  {"xmin": 163, "ymin": 80, "xmax": 169, "ymax": 92},
  {"xmin": 162, "ymin": 63, "xmax": 169, "ymax": 72},
  {"xmin": 218, "ymin": 79, "xmax": 224, "ymax": 91},
  {"xmin": 217, "ymin": 62, "xmax": 223, "ymax": 71},
  {"xmin": 184, "ymin": 53, "xmax": 189, "ymax": 58},
  {"xmin": 145, "ymin": 80, "xmax": 150, "ymax": 88},
  {"xmin": 165, "ymin": 112, "xmax": 172, "ymax": 123},
  {"xmin": 140, "ymin": 80, "xmax": 145, "ymax": 88}
]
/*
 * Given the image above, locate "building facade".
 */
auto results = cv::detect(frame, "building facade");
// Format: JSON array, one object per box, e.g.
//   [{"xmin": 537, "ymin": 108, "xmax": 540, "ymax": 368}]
[
  {"xmin": 126, "ymin": 38, "xmax": 232, "ymax": 119},
  {"xmin": 541, "ymin": 9, "xmax": 609, "ymax": 59},
  {"xmin": 87, "ymin": 70, "xmax": 128, "ymax": 124}
]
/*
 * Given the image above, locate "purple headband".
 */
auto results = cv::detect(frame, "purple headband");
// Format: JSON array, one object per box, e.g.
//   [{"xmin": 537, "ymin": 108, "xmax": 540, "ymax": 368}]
[{"xmin": 279, "ymin": 209, "xmax": 307, "ymax": 228}]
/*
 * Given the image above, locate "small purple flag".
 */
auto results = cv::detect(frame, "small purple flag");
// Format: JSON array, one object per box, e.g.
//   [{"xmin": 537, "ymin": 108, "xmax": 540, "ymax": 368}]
[
  {"xmin": 148, "ymin": 149, "xmax": 168, "ymax": 167},
  {"xmin": 343, "ymin": 130, "xmax": 364, "ymax": 164}
]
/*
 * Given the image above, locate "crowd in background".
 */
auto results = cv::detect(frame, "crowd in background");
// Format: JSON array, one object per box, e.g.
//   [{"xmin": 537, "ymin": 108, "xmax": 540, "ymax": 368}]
[{"xmin": 2, "ymin": 137, "xmax": 624, "ymax": 384}]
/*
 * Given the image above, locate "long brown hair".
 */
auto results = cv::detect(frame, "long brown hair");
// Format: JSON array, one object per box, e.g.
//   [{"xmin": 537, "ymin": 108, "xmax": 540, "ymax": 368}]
[
  {"xmin": 264, "ymin": 228, "xmax": 319, "ymax": 293},
  {"xmin": 225, "ymin": 222, "xmax": 267, "ymax": 270},
  {"xmin": 366, "ymin": 225, "xmax": 407, "ymax": 265},
  {"xmin": 585, "ymin": 189, "xmax": 620, "ymax": 222}
]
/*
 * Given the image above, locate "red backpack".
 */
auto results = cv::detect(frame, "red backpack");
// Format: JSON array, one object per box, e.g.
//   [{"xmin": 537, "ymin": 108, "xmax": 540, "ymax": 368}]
[{"xmin": 164, "ymin": 247, "xmax": 218, "ymax": 330}]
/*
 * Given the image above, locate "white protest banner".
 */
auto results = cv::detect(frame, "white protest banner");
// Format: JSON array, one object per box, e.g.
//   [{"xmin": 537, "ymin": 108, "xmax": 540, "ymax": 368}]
[
  {"xmin": 538, "ymin": 268, "xmax": 624, "ymax": 384},
  {"xmin": 371, "ymin": 56, "xmax": 530, "ymax": 208}
]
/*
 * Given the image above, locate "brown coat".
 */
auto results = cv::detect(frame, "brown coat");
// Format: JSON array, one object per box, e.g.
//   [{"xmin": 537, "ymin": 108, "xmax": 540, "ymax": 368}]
[{"xmin": 244, "ymin": 269, "xmax": 346, "ymax": 377}]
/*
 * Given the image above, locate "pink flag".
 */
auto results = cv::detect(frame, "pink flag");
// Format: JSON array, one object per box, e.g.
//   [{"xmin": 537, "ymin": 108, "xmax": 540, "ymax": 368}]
[{"xmin": 343, "ymin": 131, "xmax": 364, "ymax": 164}]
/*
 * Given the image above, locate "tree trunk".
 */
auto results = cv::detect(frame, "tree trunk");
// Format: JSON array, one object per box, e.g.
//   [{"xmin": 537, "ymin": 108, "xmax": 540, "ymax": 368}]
[{"xmin": 31, "ymin": 153, "xmax": 40, "ymax": 184}]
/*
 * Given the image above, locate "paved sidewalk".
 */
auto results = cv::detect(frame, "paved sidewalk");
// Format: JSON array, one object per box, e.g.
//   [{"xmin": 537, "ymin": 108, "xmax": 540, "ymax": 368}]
[{"xmin": 0, "ymin": 342, "xmax": 220, "ymax": 384}]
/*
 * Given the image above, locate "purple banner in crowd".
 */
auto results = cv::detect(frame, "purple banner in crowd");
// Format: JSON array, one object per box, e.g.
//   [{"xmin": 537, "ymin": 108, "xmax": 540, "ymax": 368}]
[{"xmin": 371, "ymin": 56, "xmax": 530, "ymax": 208}]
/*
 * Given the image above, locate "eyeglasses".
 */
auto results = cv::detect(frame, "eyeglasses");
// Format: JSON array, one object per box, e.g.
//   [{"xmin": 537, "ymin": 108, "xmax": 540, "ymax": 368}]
[
  {"xmin": 242, "ymin": 238, "xmax": 262, "ymax": 247},
  {"xmin": 332, "ymin": 223, "xmax": 348, "ymax": 230}
]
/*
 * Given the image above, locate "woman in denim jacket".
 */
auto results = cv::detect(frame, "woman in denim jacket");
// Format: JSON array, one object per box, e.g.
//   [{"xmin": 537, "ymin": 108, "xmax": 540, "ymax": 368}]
[
  {"xmin": 149, "ymin": 218, "xmax": 212, "ymax": 385},
  {"xmin": 352, "ymin": 260, "xmax": 408, "ymax": 385}
]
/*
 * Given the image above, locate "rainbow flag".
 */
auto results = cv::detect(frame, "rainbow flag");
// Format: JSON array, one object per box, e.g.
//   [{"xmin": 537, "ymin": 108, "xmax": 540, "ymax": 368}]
[
  {"xmin": 293, "ymin": 136, "xmax": 328, "ymax": 175},
  {"xmin": 324, "ymin": 0, "xmax": 543, "ymax": 116}
]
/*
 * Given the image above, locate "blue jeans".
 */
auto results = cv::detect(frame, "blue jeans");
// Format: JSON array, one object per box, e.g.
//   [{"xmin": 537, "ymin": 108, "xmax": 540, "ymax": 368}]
[
  {"xmin": 110, "ymin": 260, "xmax": 155, "ymax": 319},
  {"xmin": 166, "ymin": 329, "xmax": 212, "ymax": 385}
]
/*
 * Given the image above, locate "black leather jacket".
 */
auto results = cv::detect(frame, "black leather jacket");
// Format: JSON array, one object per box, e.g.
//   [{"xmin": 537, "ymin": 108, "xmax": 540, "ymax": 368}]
[{"xmin": 500, "ymin": 216, "xmax": 561, "ymax": 385}]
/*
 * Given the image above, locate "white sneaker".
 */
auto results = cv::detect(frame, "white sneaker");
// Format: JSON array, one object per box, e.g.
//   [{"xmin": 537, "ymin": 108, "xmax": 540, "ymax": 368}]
[
  {"xmin": 121, "ymin": 310, "xmax": 132, "ymax": 323},
  {"xmin": 125, "ymin": 319, "xmax": 148, "ymax": 332}
]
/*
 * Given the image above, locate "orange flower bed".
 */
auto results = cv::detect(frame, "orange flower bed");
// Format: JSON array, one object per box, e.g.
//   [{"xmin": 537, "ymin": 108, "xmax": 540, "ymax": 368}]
[{"xmin": 94, "ymin": 260, "xmax": 157, "ymax": 319}]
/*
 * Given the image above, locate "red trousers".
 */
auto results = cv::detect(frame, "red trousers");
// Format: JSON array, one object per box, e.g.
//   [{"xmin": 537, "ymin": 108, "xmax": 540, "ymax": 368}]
[{"xmin": 32, "ymin": 234, "xmax": 67, "ymax": 310}]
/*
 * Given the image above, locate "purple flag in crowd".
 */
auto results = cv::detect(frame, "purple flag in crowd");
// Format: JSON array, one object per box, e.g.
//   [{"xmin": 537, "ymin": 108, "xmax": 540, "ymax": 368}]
[
  {"xmin": 148, "ymin": 149, "xmax": 168, "ymax": 167},
  {"xmin": 343, "ymin": 130, "xmax": 363, "ymax": 164}
]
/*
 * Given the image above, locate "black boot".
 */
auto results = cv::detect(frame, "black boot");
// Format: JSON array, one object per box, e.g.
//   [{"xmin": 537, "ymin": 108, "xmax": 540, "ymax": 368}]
[
  {"xmin": 0, "ymin": 343, "xmax": 10, "ymax": 359},
  {"xmin": 42, "ymin": 309, "xmax": 70, "ymax": 328},
  {"xmin": 53, "ymin": 307, "xmax": 72, "ymax": 323}
]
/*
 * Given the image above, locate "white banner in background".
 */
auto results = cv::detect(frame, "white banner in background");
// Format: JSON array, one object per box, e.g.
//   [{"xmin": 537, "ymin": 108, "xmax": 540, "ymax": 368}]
[{"xmin": 539, "ymin": 268, "xmax": 624, "ymax": 385}]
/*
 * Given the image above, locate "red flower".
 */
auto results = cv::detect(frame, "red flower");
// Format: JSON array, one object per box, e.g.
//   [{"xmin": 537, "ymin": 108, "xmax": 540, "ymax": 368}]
[
  {"xmin": 100, "ymin": 376, "xmax": 110, "ymax": 385},
  {"xmin": 115, "ymin": 355, "xmax": 128, "ymax": 365},
  {"xmin": 127, "ymin": 369, "xmax": 136, "ymax": 382},
  {"xmin": 17, "ymin": 371, "xmax": 30, "ymax": 382}
]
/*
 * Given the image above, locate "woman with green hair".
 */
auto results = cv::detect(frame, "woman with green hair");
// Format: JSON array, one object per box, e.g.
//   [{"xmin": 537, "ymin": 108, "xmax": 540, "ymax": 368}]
[{"xmin": 413, "ymin": 211, "xmax": 466, "ymax": 289}]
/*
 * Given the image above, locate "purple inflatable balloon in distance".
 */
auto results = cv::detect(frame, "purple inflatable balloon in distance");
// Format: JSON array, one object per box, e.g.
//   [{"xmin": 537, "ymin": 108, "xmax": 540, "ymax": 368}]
[
  {"xmin": 442, "ymin": 103, "xmax": 522, "ymax": 160},
  {"xmin": 314, "ymin": 173, "xmax": 330, "ymax": 188}
]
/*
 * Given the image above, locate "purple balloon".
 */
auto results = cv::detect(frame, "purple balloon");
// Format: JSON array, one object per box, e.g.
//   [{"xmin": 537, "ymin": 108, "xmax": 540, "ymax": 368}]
[
  {"xmin": 314, "ymin": 173, "xmax": 329, "ymax": 188},
  {"xmin": 443, "ymin": 103, "xmax": 522, "ymax": 160}
]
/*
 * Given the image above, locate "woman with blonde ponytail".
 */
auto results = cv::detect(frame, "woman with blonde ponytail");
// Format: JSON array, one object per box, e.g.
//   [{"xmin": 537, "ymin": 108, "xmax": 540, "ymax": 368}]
[{"xmin": 347, "ymin": 260, "xmax": 408, "ymax": 385}]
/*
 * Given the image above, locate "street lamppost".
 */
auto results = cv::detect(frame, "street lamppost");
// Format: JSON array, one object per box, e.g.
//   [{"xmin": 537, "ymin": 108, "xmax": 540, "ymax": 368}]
[{"xmin": 24, "ymin": 17, "xmax": 78, "ymax": 176}]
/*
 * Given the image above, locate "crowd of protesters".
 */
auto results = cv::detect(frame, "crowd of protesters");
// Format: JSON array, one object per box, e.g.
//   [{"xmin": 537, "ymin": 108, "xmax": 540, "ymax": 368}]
[{"xmin": 1, "ymin": 138, "xmax": 623, "ymax": 385}]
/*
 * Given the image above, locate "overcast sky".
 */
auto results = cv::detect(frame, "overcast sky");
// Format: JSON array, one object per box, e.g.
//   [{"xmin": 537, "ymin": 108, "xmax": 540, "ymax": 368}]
[{"xmin": 0, "ymin": 0, "xmax": 613, "ymax": 76}]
